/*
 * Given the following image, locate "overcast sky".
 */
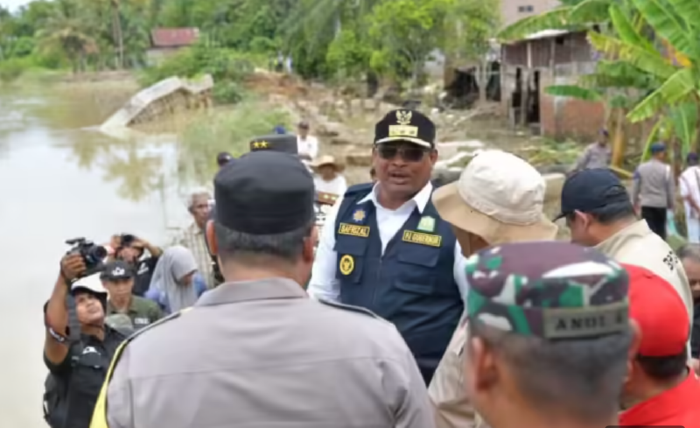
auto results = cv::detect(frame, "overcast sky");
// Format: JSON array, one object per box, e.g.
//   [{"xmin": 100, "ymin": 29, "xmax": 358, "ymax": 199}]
[{"xmin": 1, "ymin": 0, "xmax": 31, "ymax": 12}]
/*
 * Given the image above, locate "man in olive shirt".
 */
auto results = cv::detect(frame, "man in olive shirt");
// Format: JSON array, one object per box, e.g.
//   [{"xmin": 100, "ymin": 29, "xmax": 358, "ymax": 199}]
[{"xmin": 101, "ymin": 261, "xmax": 163, "ymax": 330}]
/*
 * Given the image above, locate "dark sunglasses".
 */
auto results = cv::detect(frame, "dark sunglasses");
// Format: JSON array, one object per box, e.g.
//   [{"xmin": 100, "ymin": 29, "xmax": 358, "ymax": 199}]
[{"xmin": 377, "ymin": 145, "xmax": 429, "ymax": 162}]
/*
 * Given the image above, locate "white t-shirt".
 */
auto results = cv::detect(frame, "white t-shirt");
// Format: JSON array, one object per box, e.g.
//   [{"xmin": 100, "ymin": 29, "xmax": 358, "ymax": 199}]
[
  {"xmin": 314, "ymin": 175, "xmax": 347, "ymax": 195},
  {"xmin": 297, "ymin": 135, "xmax": 319, "ymax": 159},
  {"xmin": 679, "ymin": 166, "xmax": 700, "ymax": 219}
]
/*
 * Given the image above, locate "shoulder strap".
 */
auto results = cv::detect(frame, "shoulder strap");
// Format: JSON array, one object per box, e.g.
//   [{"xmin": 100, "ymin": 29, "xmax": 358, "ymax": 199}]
[
  {"xmin": 318, "ymin": 299, "xmax": 386, "ymax": 321},
  {"xmin": 89, "ymin": 308, "xmax": 192, "ymax": 428}
]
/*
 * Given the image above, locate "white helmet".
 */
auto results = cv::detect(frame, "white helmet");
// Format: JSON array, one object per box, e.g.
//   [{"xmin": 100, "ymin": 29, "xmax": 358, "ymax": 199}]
[{"xmin": 71, "ymin": 272, "xmax": 108, "ymax": 297}]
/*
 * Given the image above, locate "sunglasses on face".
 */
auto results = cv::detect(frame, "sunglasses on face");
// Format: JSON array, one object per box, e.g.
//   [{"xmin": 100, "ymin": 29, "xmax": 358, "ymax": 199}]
[{"xmin": 377, "ymin": 144, "xmax": 430, "ymax": 162}]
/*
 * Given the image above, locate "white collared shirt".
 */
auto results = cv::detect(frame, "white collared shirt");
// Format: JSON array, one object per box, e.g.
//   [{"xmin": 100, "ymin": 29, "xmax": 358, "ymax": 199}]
[
  {"xmin": 308, "ymin": 181, "xmax": 470, "ymax": 304},
  {"xmin": 297, "ymin": 135, "xmax": 319, "ymax": 159}
]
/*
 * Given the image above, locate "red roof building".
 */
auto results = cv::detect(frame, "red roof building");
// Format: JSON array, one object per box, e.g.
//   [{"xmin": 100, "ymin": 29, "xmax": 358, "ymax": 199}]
[{"xmin": 150, "ymin": 28, "xmax": 199, "ymax": 48}]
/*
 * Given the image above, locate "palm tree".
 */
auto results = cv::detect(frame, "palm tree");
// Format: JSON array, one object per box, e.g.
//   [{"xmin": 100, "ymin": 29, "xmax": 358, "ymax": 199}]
[{"xmin": 36, "ymin": 0, "xmax": 97, "ymax": 72}]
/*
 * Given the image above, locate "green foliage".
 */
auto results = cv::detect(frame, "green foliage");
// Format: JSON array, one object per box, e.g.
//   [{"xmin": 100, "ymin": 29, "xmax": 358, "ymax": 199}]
[
  {"xmin": 326, "ymin": 28, "xmax": 372, "ymax": 79},
  {"xmin": 139, "ymin": 44, "xmax": 254, "ymax": 99},
  {"xmin": 368, "ymin": 0, "xmax": 449, "ymax": 81},
  {"xmin": 179, "ymin": 99, "xmax": 290, "ymax": 184}
]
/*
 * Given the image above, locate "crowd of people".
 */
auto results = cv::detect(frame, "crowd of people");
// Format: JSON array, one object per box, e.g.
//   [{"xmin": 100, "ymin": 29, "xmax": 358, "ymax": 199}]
[{"xmin": 41, "ymin": 107, "xmax": 700, "ymax": 428}]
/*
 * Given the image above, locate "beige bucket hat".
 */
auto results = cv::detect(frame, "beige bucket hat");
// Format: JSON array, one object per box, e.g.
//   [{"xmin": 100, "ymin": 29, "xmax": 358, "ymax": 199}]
[
  {"xmin": 432, "ymin": 150, "xmax": 558, "ymax": 244},
  {"xmin": 310, "ymin": 155, "xmax": 345, "ymax": 172}
]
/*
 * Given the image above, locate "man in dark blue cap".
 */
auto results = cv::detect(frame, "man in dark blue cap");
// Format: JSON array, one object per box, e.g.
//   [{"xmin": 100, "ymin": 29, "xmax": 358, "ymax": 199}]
[
  {"xmin": 556, "ymin": 168, "xmax": 692, "ymax": 343},
  {"xmin": 308, "ymin": 108, "xmax": 467, "ymax": 385},
  {"xmin": 91, "ymin": 151, "xmax": 434, "ymax": 428},
  {"xmin": 632, "ymin": 142, "xmax": 675, "ymax": 240}
]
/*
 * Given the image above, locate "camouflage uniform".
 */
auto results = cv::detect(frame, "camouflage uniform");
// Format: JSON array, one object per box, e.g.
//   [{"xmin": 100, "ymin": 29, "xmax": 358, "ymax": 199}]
[{"xmin": 463, "ymin": 241, "xmax": 630, "ymax": 428}]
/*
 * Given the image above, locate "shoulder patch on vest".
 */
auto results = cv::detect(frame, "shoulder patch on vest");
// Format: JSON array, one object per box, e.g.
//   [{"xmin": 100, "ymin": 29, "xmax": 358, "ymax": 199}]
[
  {"xmin": 344, "ymin": 182, "xmax": 373, "ymax": 197},
  {"xmin": 89, "ymin": 307, "xmax": 193, "ymax": 428},
  {"xmin": 318, "ymin": 299, "xmax": 385, "ymax": 320},
  {"xmin": 127, "ymin": 307, "xmax": 191, "ymax": 342}
]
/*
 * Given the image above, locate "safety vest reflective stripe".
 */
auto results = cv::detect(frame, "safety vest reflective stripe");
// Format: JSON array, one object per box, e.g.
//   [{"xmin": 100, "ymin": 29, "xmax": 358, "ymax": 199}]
[{"xmin": 89, "ymin": 308, "xmax": 193, "ymax": 428}]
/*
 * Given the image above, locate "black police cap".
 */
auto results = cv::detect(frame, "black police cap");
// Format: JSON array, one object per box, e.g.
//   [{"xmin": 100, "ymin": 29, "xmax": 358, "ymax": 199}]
[
  {"xmin": 249, "ymin": 134, "xmax": 298, "ymax": 155},
  {"xmin": 214, "ymin": 151, "xmax": 314, "ymax": 235},
  {"xmin": 374, "ymin": 109, "xmax": 436, "ymax": 148}
]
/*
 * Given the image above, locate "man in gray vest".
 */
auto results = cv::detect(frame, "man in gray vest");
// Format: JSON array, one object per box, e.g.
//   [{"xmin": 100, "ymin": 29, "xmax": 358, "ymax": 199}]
[
  {"xmin": 633, "ymin": 142, "xmax": 675, "ymax": 239},
  {"xmin": 91, "ymin": 151, "xmax": 434, "ymax": 428}
]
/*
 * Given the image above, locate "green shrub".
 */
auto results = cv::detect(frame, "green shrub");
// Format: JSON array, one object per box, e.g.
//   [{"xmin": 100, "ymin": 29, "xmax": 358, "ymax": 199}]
[
  {"xmin": 0, "ymin": 57, "xmax": 39, "ymax": 83},
  {"xmin": 139, "ymin": 44, "xmax": 255, "ymax": 95},
  {"xmin": 178, "ymin": 99, "xmax": 291, "ymax": 186},
  {"xmin": 212, "ymin": 81, "xmax": 245, "ymax": 104}
]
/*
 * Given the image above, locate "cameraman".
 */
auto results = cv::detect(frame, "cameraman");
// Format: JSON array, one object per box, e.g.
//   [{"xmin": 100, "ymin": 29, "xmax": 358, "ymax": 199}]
[
  {"xmin": 111, "ymin": 234, "xmax": 162, "ymax": 297},
  {"xmin": 43, "ymin": 253, "xmax": 126, "ymax": 428}
]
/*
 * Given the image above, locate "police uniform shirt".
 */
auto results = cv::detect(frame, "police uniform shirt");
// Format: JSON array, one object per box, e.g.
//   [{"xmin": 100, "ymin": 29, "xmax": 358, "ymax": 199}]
[
  {"xmin": 100, "ymin": 278, "xmax": 434, "ymax": 428},
  {"xmin": 308, "ymin": 181, "xmax": 470, "ymax": 303},
  {"xmin": 44, "ymin": 327, "xmax": 125, "ymax": 428}
]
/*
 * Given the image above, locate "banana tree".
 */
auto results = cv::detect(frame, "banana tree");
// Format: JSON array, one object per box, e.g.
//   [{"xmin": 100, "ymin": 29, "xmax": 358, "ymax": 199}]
[
  {"xmin": 587, "ymin": 0, "xmax": 700, "ymax": 171},
  {"xmin": 498, "ymin": 0, "xmax": 700, "ymax": 173}
]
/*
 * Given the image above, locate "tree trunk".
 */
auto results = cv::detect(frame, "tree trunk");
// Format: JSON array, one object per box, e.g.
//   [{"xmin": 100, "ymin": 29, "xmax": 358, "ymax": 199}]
[
  {"xmin": 111, "ymin": 0, "xmax": 124, "ymax": 69},
  {"xmin": 611, "ymin": 108, "xmax": 627, "ymax": 168}
]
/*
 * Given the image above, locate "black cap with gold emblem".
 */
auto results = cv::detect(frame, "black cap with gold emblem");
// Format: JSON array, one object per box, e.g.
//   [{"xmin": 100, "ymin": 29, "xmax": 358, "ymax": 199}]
[
  {"xmin": 249, "ymin": 134, "xmax": 298, "ymax": 154},
  {"xmin": 374, "ymin": 109, "xmax": 436, "ymax": 148}
]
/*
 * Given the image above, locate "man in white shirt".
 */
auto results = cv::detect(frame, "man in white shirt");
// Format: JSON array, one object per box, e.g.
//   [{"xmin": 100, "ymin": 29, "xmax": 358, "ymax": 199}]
[
  {"xmin": 308, "ymin": 109, "xmax": 466, "ymax": 385},
  {"xmin": 680, "ymin": 153, "xmax": 700, "ymax": 244},
  {"xmin": 296, "ymin": 120, "xmax": 319, "ymax": 161},
  {"xmin": 311, "ymin": 155, "xmax": 348, "ymax": 196}
]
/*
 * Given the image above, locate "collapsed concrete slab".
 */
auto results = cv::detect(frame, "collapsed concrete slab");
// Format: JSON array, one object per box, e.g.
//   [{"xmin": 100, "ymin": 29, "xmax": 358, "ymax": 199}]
[{"xmin": 100, "ymin": 75, "xmax": 214, "ymax": 130}]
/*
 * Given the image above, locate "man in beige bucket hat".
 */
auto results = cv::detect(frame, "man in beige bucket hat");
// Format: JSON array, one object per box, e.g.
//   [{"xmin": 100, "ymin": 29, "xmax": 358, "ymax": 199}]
[
  {"xmin": 428, "ymin": 149, "xmax": 558, "ymax": 428},
  {"xmin": 311, "ymin": 154, "xmax": 348, "ymax": 195}
]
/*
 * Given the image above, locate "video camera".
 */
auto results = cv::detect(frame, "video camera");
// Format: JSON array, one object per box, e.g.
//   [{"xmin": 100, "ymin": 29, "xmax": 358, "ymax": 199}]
[{"xmin": 65, "ymin": 237, "xmax": 107, "ymax": 279}]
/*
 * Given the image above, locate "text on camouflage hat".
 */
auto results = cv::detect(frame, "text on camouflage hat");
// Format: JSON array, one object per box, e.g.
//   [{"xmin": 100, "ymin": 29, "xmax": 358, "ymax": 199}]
[{"xmin": 466, "ymin": 241, "xmax": 629, "ymax": 339}]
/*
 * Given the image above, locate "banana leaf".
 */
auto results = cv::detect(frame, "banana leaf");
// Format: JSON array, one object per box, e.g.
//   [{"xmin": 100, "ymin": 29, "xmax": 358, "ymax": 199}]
[
  {"xmin": 629, "ymin": 0, "xmax": 699, "ymax": 61},
  {"xmin": 669, "ymin": 102, "xmax": 699, "ymax": 158},
  {"xmin": 627, "ymin": 68, "xmax": 695, "ymax": 122}
]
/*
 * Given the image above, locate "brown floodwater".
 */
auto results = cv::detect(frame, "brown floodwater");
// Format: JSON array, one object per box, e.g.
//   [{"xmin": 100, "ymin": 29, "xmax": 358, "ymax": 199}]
[{"xmin": 0, "ymin": 81, "xmax": 195, "ymax": 427}]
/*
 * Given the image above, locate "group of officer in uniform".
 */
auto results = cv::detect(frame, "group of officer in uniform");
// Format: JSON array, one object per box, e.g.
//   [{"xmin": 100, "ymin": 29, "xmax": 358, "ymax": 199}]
[{"xmin": 78, "ymin": 108, "xmax": 637, "ymax": 428}]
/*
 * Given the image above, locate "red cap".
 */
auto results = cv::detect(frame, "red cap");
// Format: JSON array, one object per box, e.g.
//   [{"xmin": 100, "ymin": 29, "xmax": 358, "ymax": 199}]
[{"xmin": 624, "ymin": 264, "xmax": 689, "ymax": 357}]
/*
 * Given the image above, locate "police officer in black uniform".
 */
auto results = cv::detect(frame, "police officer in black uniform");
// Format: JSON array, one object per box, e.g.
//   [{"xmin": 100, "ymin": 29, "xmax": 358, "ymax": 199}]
[{"xmin": 43, "ymin": 253, "xmax": 126, "ymax": 428}]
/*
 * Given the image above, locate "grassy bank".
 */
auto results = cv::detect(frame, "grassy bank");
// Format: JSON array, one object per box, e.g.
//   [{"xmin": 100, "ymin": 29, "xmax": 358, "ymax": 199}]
[{"xmin": 176, "ymin": 97, "xmax": 291, "ymax": 186}]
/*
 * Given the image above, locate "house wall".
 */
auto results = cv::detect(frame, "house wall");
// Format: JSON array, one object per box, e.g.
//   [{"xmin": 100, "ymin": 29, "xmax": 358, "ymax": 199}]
[
  {"xmin": 501, "ymin": 32, "xmax": 605, "ymax": 141},
  {"xmin": 501, "ymin": 0, "xmax": 561, "ymax": 27}
]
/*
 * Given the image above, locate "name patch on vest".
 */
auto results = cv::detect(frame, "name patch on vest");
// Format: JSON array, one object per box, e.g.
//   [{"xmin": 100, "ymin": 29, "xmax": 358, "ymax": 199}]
[
  {"xmin": 338, "ymin": 222, "xmax": 370, "ymax": 238},
  {"xmin": 402, "ymin": 230, "xmax": 442, "ymax": 247},
  {"xmin": 542, "ymin": 303, "xmax": 628, "ymax": 339}
]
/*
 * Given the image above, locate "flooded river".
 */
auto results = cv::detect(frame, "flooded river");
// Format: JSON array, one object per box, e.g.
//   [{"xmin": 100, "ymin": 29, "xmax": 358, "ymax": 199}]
[{"xmin": 0, "ymin": 81, "xmax": 193, "ymax": 427}]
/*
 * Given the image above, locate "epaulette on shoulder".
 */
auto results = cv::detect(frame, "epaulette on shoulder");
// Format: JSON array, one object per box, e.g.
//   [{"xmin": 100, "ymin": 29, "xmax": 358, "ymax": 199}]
[
  {"xmin": 318, "ymin": 299, "xmax": 386, "ymax": 321},
  {"xmin": 126, "ymin": 307, "xmax": 192, "ymax": 344},
  {"xmin": 344, "ymin": 182, "xmax": 373, "ymax": 197}
]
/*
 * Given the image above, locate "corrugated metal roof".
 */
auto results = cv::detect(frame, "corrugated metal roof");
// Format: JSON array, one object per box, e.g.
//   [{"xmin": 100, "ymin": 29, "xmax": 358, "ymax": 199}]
[
  {"xmin": 523, "ymin": 29, "xmax": 572, "ymax": 40},
  {"xmin": 151, "ymin": 28, "xmax": 199, "ymax": 48}
]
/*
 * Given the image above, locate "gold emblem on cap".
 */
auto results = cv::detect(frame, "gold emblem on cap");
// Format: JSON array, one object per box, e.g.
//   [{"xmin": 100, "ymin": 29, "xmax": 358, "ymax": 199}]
[
  {"xmin": 252, "ymin": 141, "xmax": 270, "ymax": 149},
  {"xmin": 339, "ymin": 254, "xmax": 354, "ymax": 275},
  {"xmin": 396, "ymin": 110, "xmax": 412, "ymax": 125}
]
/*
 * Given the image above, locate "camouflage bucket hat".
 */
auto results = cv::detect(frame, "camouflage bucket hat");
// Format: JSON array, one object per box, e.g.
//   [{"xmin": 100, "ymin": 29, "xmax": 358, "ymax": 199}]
[{"xmin": 466, "ymin": 241, "xmax": 629, "ymax": 339}]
